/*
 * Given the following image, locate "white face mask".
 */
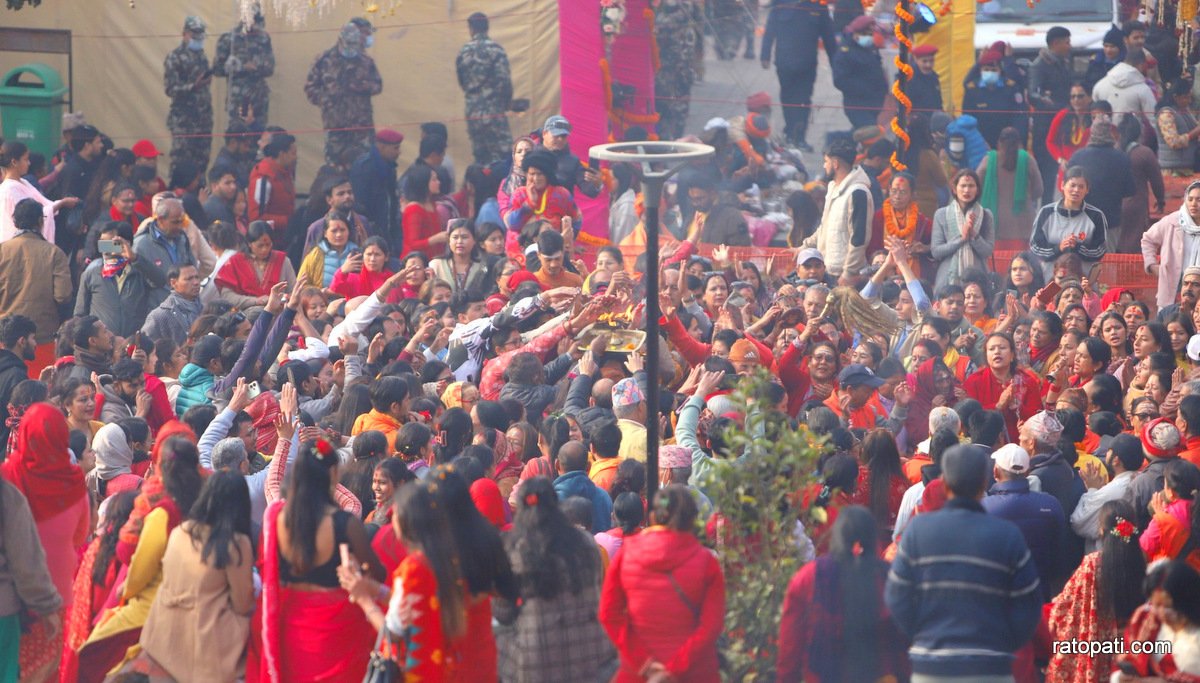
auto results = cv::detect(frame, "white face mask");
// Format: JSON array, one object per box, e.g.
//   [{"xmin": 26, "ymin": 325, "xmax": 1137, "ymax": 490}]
[{"xmin": 948, "ymin": 140, "xmax": 965, "ymax": 154}]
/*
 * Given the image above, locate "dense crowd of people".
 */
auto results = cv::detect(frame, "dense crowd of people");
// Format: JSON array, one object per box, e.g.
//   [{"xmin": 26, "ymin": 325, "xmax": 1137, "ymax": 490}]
[{"xmin": 5, "ymin": 2, "xmax": 1200, "ymax": 683}]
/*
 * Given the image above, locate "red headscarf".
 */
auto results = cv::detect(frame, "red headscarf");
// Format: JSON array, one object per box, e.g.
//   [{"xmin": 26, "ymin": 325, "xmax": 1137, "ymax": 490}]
[
  {"xmin": 1100, "ymin": 287, "xmax": 1131, "ymax": 312},
  {"xmin": 904, "ymin": 358, "xmax": 952, "ymax": 446},
  {"xmin": 117, "ymin": 420, "xmax": 197, "ymax": 560},
  {"xmin": 0, "ymin": 403, "xmax": 85, "ymax": 522}
]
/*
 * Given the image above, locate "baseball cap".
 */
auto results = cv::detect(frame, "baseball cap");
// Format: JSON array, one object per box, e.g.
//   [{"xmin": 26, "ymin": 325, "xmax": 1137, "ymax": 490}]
[
  {"xmin": 992, "ymin": 443, "xmax": 1031, "ymax": 474},
  {"xmin": 542, "ymin": 115, "xmax": 571, "ymax": 137},
  {"xmin": 131, "ymin": 139, "xmax": 161, "ymax": 159},
  {"xmin": 796, "ymin": 247, "xmax": 824, "ymax": 265},
  {"xmin": 837, "ymin": 364, "xmax": 886, "ymax": 389}
]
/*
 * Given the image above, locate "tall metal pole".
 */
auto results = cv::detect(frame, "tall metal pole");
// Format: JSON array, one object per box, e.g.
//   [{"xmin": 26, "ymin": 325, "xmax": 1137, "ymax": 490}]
[
  {"xmin": 643, "ymin": 177, "xmax": 663, "ymax": 501},
  {"xmin": 589, "ymin": 141, "xmax": 713, "ymax": 502}
]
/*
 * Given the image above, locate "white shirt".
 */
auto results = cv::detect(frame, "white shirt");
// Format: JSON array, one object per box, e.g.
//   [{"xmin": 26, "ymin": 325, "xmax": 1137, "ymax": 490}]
[{"xmin": 1069, "ymin": 470, "xmax": 1136, "ymax": 552}]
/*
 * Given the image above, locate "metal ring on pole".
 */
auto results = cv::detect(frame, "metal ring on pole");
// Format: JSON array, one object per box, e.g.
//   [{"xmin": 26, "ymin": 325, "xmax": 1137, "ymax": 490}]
[
  {"xmin": 586, "ymin": 140, "xmax": 713, "ymax": 502},
  {"xmin": 589, "ymin": 141, "xmax": 715, "ymax": 172}
]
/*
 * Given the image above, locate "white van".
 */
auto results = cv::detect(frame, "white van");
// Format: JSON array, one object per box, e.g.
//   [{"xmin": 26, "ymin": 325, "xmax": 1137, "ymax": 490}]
[{"xmin": 974, "ymin": 0, "xmax": 1120, "ymax": 68}]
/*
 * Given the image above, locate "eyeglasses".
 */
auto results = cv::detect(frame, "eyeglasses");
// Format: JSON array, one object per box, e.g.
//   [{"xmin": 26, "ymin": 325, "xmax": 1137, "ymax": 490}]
[
  {"xmin": 1134, "ymin": 412, "xmax": 1158, "ymax": 420},
  {"xmin": 812, "ymin": 353, "xmax": 837, "ymax": 362},
  {"xmin": 1069, "ymin": 93, "xmax": 1088, "ymax": 99}
]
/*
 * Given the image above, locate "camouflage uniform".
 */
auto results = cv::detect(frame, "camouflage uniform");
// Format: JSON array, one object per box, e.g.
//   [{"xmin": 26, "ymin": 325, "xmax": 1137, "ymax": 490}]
[
  {"xmin": 164, "ymin": 16, "xmax": 213, "ymax": 174},
  {"xmin": 213, "ymin": 20, "xmax": 275, "ymax": 125},
  {"xmin": 304, "ymin": 24, "xmax": 383, "ymax": 167},
  {"xmin": 456, "ymin": 32, "xmax": 514, "ymax": 165},
  {"xmin": 654, "ymin": 1, "xmax": 700, "ymax": 141}
]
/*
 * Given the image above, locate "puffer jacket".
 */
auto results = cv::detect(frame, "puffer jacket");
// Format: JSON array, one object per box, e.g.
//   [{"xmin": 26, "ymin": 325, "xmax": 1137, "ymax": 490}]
[
  {"xmin": 981, "ymin": 479, "xmax": 1068, "ymax": 600},
  {"xmin": 1091, "ymin": 63, "xmax": 1156, "ymax": 124},
  {"xmin": 174, "ymin": 363, "xmax": 214, "ymax": 417},
  {"xmin": 599, "ymin": 526, "xmax": 725, "ymax": 683},
  {"xmin": 946, "ymin": 116, "xmax": 989, "ymax": 170}
]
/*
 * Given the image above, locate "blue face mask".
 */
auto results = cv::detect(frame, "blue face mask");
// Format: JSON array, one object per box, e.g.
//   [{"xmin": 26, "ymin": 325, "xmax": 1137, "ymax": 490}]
[
  {"xmin": 856, "ymin": 35, "xmax": 874, "ymax": 48},
  {"xmin": 340, "ymin": 48, "xmax": 360, "ymax": 59},
  {"xmin": 980, "ymin": 70, "xmax": 1001, "ymax": 87},
  {"xmin": 187, "ymin": 38, "xmax": 204, "ymax": 51},
  {"xmin": 365, "ymin": 35, "xmax": 375, "ymax": 48}
]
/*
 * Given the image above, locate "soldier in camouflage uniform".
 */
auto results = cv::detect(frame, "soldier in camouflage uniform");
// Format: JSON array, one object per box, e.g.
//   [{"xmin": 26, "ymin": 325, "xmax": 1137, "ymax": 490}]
[
  {"xmin": 163, "ymin": 16, "xmax": 214, "ymax": 175},
  {"xmin": 304, "ymin": 23, "xmax": 383, "ymax": 168},
  {"xmin": 654, "ymin": 0, "xmax": 700, "ymax": 141},
  {"xmin": 455, "ymin": 12, "xmax": 514, "ymax": 165},
  {"xmin": 213, "ymin": 12, "xmax": 275, "ymax": 125}
]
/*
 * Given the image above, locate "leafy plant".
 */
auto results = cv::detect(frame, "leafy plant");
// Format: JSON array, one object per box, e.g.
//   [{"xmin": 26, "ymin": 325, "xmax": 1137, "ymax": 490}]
[{"xmin": 701, "ymin": 368, "xmax": 824, "ymax": 682}]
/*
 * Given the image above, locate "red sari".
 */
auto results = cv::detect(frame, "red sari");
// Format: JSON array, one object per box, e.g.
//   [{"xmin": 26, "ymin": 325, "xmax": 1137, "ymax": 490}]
[
  {"xmin": 215, "ymin": 251, "xmax": 287, "ymax": 298},
  {"xmin": 1046, "ymin": 552, "xmax": 1122, "ymax": 683},
  {"xmin": 256, "ymin": 500, "xmax": 376, "ymax": 683},
  {"xmin": 963, "ymin": 366, "xmax": 1044, "ymax": 443},
  {"xmin": 388, "ymin": 552, "xmax": 452, "ymax": 682}
]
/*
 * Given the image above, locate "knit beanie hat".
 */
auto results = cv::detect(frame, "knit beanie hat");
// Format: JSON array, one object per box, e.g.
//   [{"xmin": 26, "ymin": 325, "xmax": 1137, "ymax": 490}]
[
  {"xmin": 1141, "ymin": 418, "xmax": 1181, "ymax": 459},
  {"xmin": 1088, "ymin": 119, "xmax": 1116, "ymax": 147}
]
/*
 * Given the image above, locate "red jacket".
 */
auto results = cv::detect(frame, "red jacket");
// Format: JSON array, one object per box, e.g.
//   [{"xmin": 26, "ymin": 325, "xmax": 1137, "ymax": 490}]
[
  {"xmin": 599, "ymin": 526, "xmax": 725, "ymax": 682},
  {"xmin": 248, "ymin": 157, "xmax": 295, "ymax": 238}
]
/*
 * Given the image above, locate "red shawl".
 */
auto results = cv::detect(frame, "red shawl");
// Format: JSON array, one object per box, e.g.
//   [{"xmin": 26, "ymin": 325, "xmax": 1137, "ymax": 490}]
[
  {"xmin": 0, "ymin": 403, "xmax": 85, "ymax": 522},
  {"xmin": 1115, "ymin": 604, "xmax": 1200, "ymax": 682},
  {"xmin": 904, "ymin": 358, "xmax": 953, "ymax": 447},
  {"xmin": 116, "ymin": 420, "xmax": 197, "ymax": 563},
  {"xmin": 215, "ymin": 250, "xmax": 287, "ymax": 298},
  {"xmin": 1046, "ymin": 552, "xmax": 1122, "ymax": 683}
]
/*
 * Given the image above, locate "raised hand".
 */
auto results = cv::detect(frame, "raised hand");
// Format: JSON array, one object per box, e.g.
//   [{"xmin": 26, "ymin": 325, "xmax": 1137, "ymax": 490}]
[
  {"xmin": 695, "ymin": 369, "xmax": 725, "ymax": 397},
  {"xmin": 229, "ymin": 377, "xmax": 252, "ymax": 413}
]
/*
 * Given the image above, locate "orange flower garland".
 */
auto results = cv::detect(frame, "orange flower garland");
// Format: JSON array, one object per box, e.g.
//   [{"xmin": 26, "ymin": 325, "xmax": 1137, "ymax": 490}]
[
  {"xmin": 882, "ymin": 200, "xmax": 918, "ymax": 241},
  {"xmin": 889, "ymin": 2, "xmax": 915, "ymax": 172}
]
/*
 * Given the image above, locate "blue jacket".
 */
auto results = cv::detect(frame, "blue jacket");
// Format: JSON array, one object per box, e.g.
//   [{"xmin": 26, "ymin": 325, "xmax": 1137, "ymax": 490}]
[
  {"xmin": 760, "ymin": 0, "xmax": 837, "ymax": 72},
  {"xmin": 982, "ymin": 479, "xmax": 1068, "ymax": 600},
  {"xmin": 553, "ymin": 470, "xmax": 613, "ymax": 532},
  {"xmin": 175, "ymin": 363, "xmax": 215, "ymax": 417},
  {"xmin": 946, "ymin": 115, "xmax": 989, "ymax": 170},
  {"xmin": 885, "ymin": 496, "xmax": 1042, "ymax": 677},
  {"xmin": 349, "ymin": 146, "xmax": 399, "ymax": 249}
]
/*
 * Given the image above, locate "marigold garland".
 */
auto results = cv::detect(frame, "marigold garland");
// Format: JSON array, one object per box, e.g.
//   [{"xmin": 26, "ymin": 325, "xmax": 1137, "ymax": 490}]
[{"xmin": 889, "ymin": 2, "xmax": 914, "ymax": 172}]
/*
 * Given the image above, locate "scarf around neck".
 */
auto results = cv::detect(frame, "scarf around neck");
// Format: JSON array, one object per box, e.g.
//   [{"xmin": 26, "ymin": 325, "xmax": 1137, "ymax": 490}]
[
  {"xmin": 980, "ymin": 149, "xmax": 1028, "ymax": 215},
  {"xmin": 946, "ymin": 200, "xmax": 985, "ymax": 280}
]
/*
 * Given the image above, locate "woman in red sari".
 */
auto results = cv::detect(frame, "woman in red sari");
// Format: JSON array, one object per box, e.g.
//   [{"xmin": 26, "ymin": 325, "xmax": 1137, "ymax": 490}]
[
  {"xmin": 215, "ymin": 219, "xmax": 297, "ymax": 309},
  {"xmin": 76, "ymin": 432, "xmax": 203, "ymax": 683},
  {"xmin": 964, "ymin": 332, "xmax": 1044, "ymax": 443},
  {"xmin": 61, "ymin": 491, "xmax": 137, "ymax": 683},
  {"xmin": 0, "ymin": 403, "xmax": 89, "ymax": 683},
  {"xmin": 1047, "ymin": 500, "xmax": 1146, "ymax": 683},
  {"xmin": 258, "ymin": 438, "xmax": 385, "ymax": 683},
  {"xmin": 848, "ymin": 430, "xmax": 909, "ymax": 537},
  {"xmin": 344, "ymin": 480, "xmax": 467, "ymax": 681}
]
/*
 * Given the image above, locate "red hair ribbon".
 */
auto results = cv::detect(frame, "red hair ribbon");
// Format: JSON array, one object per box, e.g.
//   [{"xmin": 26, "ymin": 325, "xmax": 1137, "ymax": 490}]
[{"xmin": 314, "ymin": 438, "xmax": 335, "ymax": 460}]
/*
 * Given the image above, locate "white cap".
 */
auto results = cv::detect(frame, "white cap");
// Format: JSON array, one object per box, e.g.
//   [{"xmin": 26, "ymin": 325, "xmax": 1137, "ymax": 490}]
[
  {"xmin": 1188, "ymin": 334, "xmax": 1200, "ymax": 362},
  {"xmin": 704, "ymin": 117, "xmax": 730, "ymax": 131},
  {"xmin": 796, "ymin": 247, "xmax": 824, "ymax": 265},
  {"xmin": 992, "ymin": 443, "xmax": 1031, "ymax": 474}
]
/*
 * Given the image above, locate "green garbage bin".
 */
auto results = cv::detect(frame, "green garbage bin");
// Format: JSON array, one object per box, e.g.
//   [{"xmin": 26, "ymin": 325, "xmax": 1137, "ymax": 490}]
[{"xmin": 0, "ymin": 63, "xmax": 68, "ymax": 161}]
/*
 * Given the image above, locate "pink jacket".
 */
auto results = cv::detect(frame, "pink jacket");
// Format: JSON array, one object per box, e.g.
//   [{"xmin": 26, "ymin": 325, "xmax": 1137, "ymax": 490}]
[{"xmin": 1142, "ymin": 211, "xmax": 1187, "ymax": 310}]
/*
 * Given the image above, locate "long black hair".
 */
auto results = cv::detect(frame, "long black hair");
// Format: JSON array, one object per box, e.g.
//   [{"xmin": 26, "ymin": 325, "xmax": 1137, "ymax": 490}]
[
  {"xmin": 612, "ymin": 491, "xmax": 644, "ymax": 534},
  {"xmin": 861, "ymin": 430, "xmax": 904, "ymax": 528},
  {"xmin": 160, "ymin": 436, "xmax": 204, "ymax": 518},
  {"xmin": 815, "ymin": 453, "xmax": 859, "ymax": 508},
  {"xmin": 825, "ymin": 505, "xmax": 885, "ymax": 683},
  {"xmin": 1095, "ymin": 500, "xmax": 1147, "ymax": 624},
  {"xmin": 92, "ymin": 491, "xmax": 137, "ymax": 585},
  {"xmin": 436, "ymin": 408, "xmax": 473, "ymax": 463},
  {"xmin": 283, "ymin": 440, "xmax": 338, "ymax": 573},
  {"xmin": 427, "ymin": 465, "xmax": 517, "ymax": 601},
  {"xmin": 188, "ymin": 470, "xmax": 252, "ymax": 570},
  {"xmin": 506, "ymin": 477, "xmax": 600, "ymax": 599},
  {"xmin": 394, "ymin": 481, "xmax": 467, "ymax": 638}
]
